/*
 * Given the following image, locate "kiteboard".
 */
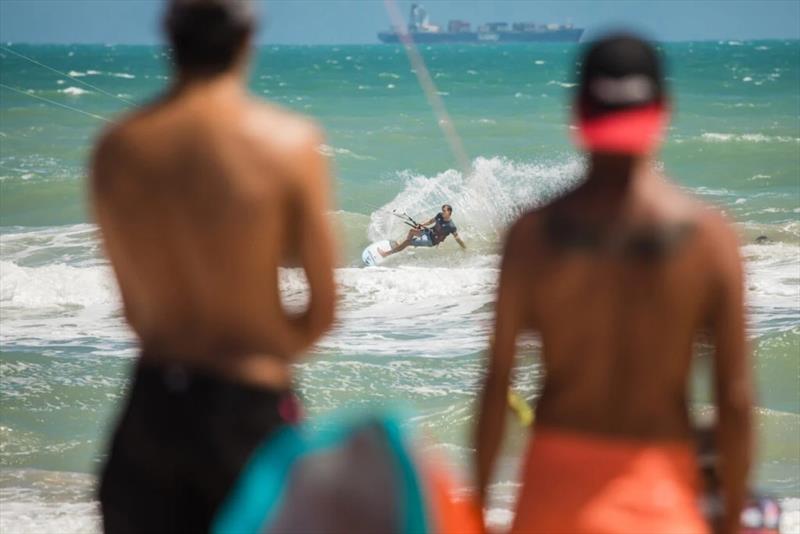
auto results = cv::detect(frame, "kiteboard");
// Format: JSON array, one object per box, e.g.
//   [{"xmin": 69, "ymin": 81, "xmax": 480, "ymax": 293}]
[{"xmin": 362, "ymin": 240, "xmax": 391, "ymax": 267}]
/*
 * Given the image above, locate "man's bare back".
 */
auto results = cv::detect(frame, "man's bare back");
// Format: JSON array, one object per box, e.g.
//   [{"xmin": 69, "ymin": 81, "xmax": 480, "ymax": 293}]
[
  {"xmin": 92, "ymin": 78, "xmax": 335, "ymax": 388},
  {"xmin": 475, "ymin": 34, "xmax": 751, "ymax": 533},
  {"xmin": 95, "ymin": 4, "xmax": 337, "ymax": 531},
  {"xmin": 478, "ymin": 158, "xmax": 751, "ymax": 533},
  {"xmin": 501, "ymin": 161, "xmax": 747, "ymax": 440}
]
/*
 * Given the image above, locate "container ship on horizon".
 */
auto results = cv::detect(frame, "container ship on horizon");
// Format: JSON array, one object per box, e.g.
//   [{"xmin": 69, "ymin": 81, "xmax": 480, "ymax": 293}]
[{"xmin": 378, "ymin": 4, "xmax": 584, "ymax": 44}]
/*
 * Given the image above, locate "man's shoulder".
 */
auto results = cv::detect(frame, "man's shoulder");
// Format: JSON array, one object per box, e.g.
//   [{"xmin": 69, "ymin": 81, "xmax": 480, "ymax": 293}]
[
  {"xmin": 92, "ymin": 101, "xmax": 163, "ymax": 160},
  {"xmin": 652, "ymin": 180, "xmax": 742, "ymax": 279},
  {"xmin": 514, "ymin": 206, "xmax": 548, "ymax": 231},
  {"xmin": 504, "ymin": 209, "xmax": 545, "ymax": 251},
  {"xmin": 91, "ymin": 119, "xmax": 134, "ymax": 180},
  {"xmin": 656, "ymin": 180, "xmax": 739, "ymax": 246},
  {"xmin": 247, "ymin": 100, "xmax": 323, "ymax": 153},
  {"xmin": 693, "ymin": 204, "xmax": 741, "ymax": 258},
  {"xmin": 242, "ymin": 100, "xmax": 327, "ymax": 187}
]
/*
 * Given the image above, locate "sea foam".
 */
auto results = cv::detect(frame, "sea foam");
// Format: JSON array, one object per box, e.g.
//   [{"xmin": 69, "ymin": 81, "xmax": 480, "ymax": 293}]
[
  {"xmin": 367, "ymin": 156, "xmax": 583, "ymax": 247},
  {"xmin": 0, "ymin": 261, "xmax": 118, "ymax": 308},
  {"xmin": 59, "ymin": 87, "xmax": 89, "ymax": 96},
  {"xmin": 701, "ymin": 133, "xmax": 799, "ymax": 143},
  {"xmin": 318, "ymin": 144, "xmax": 375, "ymax": 161},
  {"xmin": 0, "ymin": 470, "xmax": 101, "ymax": 534}
]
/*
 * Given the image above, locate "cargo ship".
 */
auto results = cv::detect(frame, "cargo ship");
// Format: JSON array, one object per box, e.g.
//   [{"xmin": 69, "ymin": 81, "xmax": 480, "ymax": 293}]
[{"xmin": 378, "ymin": 4, "xmax": 583, "ymax": 44}]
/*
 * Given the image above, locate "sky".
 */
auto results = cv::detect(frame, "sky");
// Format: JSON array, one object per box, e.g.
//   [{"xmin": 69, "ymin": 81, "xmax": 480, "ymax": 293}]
[{"xmin": 0, "ymin": 0, "xmax": 799, "ymax": 45}]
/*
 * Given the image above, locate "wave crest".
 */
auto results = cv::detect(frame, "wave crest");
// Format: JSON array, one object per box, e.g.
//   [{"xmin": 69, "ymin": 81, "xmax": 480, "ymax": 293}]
[{"xmin": 367, "ymin": 156, "xmax": 583, "ymax": 250}]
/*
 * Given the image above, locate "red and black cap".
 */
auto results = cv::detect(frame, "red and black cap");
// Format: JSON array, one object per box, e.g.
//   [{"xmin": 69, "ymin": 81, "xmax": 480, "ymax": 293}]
[{"xmin": 574, "ymin": 33, "xmax": 669, "ymax": 155}]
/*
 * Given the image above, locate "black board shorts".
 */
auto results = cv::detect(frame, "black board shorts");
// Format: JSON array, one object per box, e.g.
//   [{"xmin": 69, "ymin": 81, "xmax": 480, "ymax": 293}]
[{"xmin": 99, "ymin": 361, "xmax": 298, "ymax": 534}]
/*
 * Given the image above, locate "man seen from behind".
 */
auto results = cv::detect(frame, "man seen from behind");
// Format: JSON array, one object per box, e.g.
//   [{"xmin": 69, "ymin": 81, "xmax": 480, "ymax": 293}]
[
  {"xmin": 475, "ymin": 34, "xmax": 752, "ymax": 534},
  {"xmin": 92, "ymin": 1, "xmax": 336, "ymax": 531}
]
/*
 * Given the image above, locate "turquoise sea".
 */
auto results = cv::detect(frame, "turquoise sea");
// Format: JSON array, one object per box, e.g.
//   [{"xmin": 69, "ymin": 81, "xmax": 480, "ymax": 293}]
[{"xmin": 1, "ymin": 41, "xmax": 799, "ymax": 531}]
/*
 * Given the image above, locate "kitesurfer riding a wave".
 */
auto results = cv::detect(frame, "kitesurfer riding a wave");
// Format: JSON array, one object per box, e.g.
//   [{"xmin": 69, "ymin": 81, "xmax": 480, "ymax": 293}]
[{"xmin": 380, "ymin": 204, "xmax": 466, "ymax": 258}]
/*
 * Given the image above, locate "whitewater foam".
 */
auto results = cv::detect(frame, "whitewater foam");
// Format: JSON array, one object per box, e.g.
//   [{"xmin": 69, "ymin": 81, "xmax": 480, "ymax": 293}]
[
  {"xmin": 59, "ymin": 87, "xmax": 89, "ymax": 96},
  {"xmin": 701, "ymin": 133, "xmax": 799, "ymax": 143},
  {"xmin": 0, "ymin": 224, "xmax": 100, "ymax": 265},
  {"xmin": 742, "ymin": 242, "xmax": 800, "ymax": 324},
  {"xmin": 0, "ymin": 261, "xmax": 117, "ymax": 308},
  {"xmin": 546, "ymin": 80, "xmax": 578, "ymax": 88},
  {"xmin": 367, "ymin": 156, "xmax": 583, "ymax": 248},
  {"xmin": 2, "ymin": 238, "xmax": 791, "ymax": 359},
  {"xmin": 318, "ymin": 144, "xmax": 375, "ymax": 161},
  {"xmin": 0, "ymin": 470, "xmax": 100, "ymax": 534},
  {"xmin": 0, "ymin": 500, "xmax": 100, "ymax": 534}
]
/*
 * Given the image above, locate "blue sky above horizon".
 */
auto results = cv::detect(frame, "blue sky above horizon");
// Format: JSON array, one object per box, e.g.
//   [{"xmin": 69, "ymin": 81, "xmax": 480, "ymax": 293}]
[{"xmin": 1, "ymin": 1, "xmax": 799, "ymax": 45}]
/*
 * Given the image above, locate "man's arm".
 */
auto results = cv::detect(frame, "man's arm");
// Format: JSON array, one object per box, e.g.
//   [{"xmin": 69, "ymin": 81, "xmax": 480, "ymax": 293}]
[
  {"xmin": 709, "ymin": 222, "xmax": 752, "ymax": 534},
  {"xmin": 286, "ymin": 132, "xmax": 337, "ymax": 354},
  {"xmin": 475, "ymin": 223, "xmax": 524, "ymax": 506},
  {"xmin": 420, "ymin": 217, "xmax": 436, "ymax": 228},
  {"xmin": 453, "ymin": 232, "xmax": 466, "ymax": 249},
  {"xmin": 89, "ymin": 129, "xmax": 142, "ymax": 329}
]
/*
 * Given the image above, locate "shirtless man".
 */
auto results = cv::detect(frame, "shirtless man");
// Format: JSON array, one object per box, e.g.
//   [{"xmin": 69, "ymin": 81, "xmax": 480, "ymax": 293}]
[
  {"xmin": 93, "ymin": 1, "xmax": 336, "ymax": 531},
  {"xmin": 475, "ymin": 34, "xmax": 751, "ymax": 534},
  {"xmin": 380, "ymin": 204, "xmax": 466, "ymax": 257}
]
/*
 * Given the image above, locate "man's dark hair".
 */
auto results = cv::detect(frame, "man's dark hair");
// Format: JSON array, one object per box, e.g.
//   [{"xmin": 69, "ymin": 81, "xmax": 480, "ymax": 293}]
[
  {"xmin": 165, "ymin": 0, "xmax": 255, "ymax": 75},
  {"xmin": 442, "ymin": 204, "xmax": 453, "ymax": 213}
]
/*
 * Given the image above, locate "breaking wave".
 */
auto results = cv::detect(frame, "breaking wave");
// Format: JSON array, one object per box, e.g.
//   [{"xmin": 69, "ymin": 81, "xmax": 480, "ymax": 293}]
[{"xmin": 366, "ymin": 156, "xmax": 583, "ymax": 253}]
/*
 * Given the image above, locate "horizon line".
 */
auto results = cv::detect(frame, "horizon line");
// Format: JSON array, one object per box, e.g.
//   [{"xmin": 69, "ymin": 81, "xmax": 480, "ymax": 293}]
[{"xmin": 2, "ymin": 37, "xmax": 799, "ymax": 47}]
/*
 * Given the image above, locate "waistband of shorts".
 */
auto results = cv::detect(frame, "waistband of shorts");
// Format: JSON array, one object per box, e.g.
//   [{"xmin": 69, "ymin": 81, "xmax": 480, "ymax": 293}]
[
  {"xmin": 141, "ymin": 357, "xmax": 282, "ymax": 387},
  {"xmin": 132, "ymin": 359, "xmax": 302, "ymax": 423},
  {"xmin": 530, "ymin": 424, "xmax": 698, "ymax": 462}
]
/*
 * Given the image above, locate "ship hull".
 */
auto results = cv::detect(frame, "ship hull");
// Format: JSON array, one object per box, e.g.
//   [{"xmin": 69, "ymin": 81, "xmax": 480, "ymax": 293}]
[{"xmin": 377, "ymin": 28, "xmax": 583, "ymax": 44}]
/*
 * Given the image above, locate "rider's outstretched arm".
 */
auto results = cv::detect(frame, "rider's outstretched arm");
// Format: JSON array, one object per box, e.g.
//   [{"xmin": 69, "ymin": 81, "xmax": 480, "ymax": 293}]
[{"xmin": 454, "ymin": 232, "xmax": 466, "ymax": 249}]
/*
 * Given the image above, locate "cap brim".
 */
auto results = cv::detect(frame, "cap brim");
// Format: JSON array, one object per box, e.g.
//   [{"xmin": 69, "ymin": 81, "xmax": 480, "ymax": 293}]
[{"xmin": 575, "ymin": 104, "xmax": 668, "ymax": 155}]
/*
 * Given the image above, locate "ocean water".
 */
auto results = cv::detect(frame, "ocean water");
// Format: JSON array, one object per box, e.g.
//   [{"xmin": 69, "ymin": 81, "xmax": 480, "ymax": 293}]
[{"xmin": 1, "ymin": 41, "xmax": 799, "ymax": 531}]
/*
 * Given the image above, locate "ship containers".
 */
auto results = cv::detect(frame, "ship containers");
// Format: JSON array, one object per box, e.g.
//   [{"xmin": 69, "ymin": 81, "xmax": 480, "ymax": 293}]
[{"xmin": 447, "ymin": 20, "xmax": 471, "ymax": 33}]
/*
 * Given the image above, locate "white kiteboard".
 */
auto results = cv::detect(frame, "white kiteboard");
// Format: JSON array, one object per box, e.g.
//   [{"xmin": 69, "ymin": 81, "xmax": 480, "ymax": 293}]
[{"xmin": 362, "ymin": 240, "xmax": 391, "ymax": 267}]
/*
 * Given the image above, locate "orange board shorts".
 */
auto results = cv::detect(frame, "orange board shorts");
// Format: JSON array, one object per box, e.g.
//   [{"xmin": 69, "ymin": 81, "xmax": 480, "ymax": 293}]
[
  {"xmin": 511, "ymin": 427, "xmax": 710, "ymax": 534},
  {"xmin": 421, "ymin": 455, "xmax": 484, "ymax": 534}
]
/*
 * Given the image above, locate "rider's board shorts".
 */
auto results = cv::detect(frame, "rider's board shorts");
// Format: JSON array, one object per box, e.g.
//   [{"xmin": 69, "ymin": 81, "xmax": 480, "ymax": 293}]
[
  {"xmin": 99, "ymin": 361, "xmax": 299, "ymax": 534},
  {"xmin": 213, "ymin": 411, "xmax": 481, "ymax": 534},
  {"xmin": 511, "ymin": 426, "xmax": 709, "ymax": 534},
  {"xmin": 411, "ymin": 229, "xmax": 435, "ymax": 247}
]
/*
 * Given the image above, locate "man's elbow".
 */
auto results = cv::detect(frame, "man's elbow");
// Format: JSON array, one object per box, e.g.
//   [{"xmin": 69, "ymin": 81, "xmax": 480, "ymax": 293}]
[
  {"xmin": 309, "ymin": 288, "xmax": 336, "ymax": 337},
  {"xmin": 315, "ymin": 298, "xmax": 336, "ymax": 334}
]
